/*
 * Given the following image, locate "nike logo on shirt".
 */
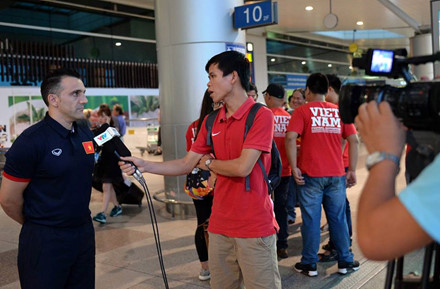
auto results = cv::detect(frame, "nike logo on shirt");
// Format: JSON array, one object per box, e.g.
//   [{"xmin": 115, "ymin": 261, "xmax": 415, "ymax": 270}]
[{"xmin": 212, "ymin": 132, "xmax": 221, "ymax": 137}]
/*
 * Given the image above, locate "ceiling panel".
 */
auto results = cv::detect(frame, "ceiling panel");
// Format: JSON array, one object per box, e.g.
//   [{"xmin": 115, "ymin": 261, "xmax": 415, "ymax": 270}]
[{"xmin": 248, "ymin": 0, "xmax": 432, "ymax": 50}]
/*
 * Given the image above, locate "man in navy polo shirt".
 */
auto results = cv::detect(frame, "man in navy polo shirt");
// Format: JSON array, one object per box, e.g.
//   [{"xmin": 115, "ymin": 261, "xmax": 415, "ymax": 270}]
[{"xmin": 0, "ymin": 69, "xmax": 95, "ymax": 289}]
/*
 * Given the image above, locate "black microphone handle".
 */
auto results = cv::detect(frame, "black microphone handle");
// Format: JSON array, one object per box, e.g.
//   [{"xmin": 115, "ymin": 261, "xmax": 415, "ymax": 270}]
[{"xmin": 114, "ymin": 150, "xmax": 144, "ymax": 182}]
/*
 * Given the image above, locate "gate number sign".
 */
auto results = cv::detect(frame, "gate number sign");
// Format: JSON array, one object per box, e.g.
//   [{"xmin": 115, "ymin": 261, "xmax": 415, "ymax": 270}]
[{"xmin": 234, "ymin": 1, "xmax": 278, "ymax": 29}]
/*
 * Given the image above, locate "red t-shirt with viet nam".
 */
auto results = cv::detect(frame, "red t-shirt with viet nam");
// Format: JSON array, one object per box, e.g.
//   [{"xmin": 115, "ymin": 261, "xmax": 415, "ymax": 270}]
[
  {"xmin": 287, "ymin": 101, "xmax": 356, "ymax": 177},
  {"xmin": 191, "ymin": 97, "xmax": 278, "ymax": 238},
  {"xmin": 270, "ymin": 107, "xmax": 291, "ymax": 177}
]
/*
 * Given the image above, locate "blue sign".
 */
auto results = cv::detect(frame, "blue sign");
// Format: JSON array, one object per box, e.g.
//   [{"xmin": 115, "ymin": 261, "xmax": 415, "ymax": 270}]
[
  {"xmin": 269, "ymin": 73, "xmax": 307, "ymax": 90},
  {"xmin": 225, "ymin": 43, "xmax": 246, "ymax": 55},
  {"xmin": 234, "ymin": 1, "xmax": 278, "ymax": 29}
]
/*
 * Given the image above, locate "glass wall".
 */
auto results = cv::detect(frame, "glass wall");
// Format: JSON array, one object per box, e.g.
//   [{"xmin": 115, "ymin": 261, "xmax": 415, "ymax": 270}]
[{"xmin": 266, "ymin": 34, "xmax": 356, "ymax": 89}]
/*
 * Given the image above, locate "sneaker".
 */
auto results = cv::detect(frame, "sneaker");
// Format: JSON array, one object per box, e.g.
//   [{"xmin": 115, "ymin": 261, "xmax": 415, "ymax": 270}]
[
  {"xmin": 294, "ymin": 262, "xmax": 318, "ymax": 277},
  {"xmin": 277, "ymin": 248, "xmax": 289, "ymax": 259},
  {"xmin": 109, "ymin": 205, "xmax": 122, "ymax": 217},
  {"xmin": 322, "ymin": 242, "xmax": 333, "ymax": 251},
  {"xmin": 198, "ymin": 269, "xmax": 210, "ymax": 281},
  {"xmin": 318, "ymin": 249, "xmax": 338, "ymax": 262},
  {"xmin": 93, "ymin": 212, "xmax": 106, "ymax": 224},
  {"xmin": 338, "ymin": 260, "xmax": 360, "ymax": 275}
]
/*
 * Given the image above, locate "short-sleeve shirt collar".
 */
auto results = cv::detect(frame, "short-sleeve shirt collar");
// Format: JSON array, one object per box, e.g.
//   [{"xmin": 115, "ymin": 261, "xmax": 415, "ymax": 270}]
[
  {"xmin": 43, "ymin": 112, "xmax": 77, "ymax": 138},
  {"xmin": 218, "ymin": 97, "xmax": 255, "ymax": 122}
]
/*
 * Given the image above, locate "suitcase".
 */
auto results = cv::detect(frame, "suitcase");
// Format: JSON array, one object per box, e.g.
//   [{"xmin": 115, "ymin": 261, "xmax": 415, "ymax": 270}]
[
  {"xmin": 114, "ymin": 181, "xmax": 144, "ymax": 207},
  {"xmin": 92, "ymin": 175, "xmax": 144, "ymax": 207}
]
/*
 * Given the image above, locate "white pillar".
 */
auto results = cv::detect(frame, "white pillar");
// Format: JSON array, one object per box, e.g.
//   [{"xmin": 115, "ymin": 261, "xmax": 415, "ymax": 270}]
[
  {"xmin": 247, "ymin": 33, "xmax": 268, "ymax": 102},
  {"xmin": 410, "ymin": 33, "xmax": 433, "ymax": 79},
  {"xmin": 155, "ymin": 0, "xmax": 245, "ymax": 199}
]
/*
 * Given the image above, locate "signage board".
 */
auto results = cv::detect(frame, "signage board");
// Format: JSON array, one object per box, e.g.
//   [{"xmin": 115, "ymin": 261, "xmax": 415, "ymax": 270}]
[{"xmin": 234, "ymin": 1, "xmax": 278, "ymax": 29}]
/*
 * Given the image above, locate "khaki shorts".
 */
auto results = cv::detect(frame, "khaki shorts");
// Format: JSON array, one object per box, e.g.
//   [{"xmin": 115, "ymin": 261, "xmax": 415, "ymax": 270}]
[{"xmin": 208, "ymin": 232, "xmax": 281, "ymax": 289}]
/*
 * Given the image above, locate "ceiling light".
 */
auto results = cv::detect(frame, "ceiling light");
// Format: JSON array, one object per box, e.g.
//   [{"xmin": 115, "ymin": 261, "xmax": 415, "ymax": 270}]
[
  {"xmin": 301, "ymin": 61, "xmax": 306, "ymax": 65},
  {"xmin": 328, "ymin": 64, "xmax": 332, "ymax": 67},
  {"xmin": 115, "ymin": 42, "xmax": 122, "ymax": 47},
  {"xmin": 270, "ymin": 58, "xmax": 276, "ymax": 62},
  {"xmin": 356, "ymin": 21, "xmax": 364, "ymax": 26},
  {"xmin": 305, "ymin": 6, "xmax": 313, "ymax": 11},
  {"xmin": 349, "ymin": 66, "xmax": 353, "ymax": 70}
]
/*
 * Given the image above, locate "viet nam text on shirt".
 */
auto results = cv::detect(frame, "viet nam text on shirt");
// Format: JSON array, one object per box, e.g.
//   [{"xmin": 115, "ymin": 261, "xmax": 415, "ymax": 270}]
[
  {"xmin": 274, "ymin": 115, "xmax": 290, "ymax": 138},
  {"xmin": 310, "ymin": 107, "xmax": 341, "ymax": 134}
]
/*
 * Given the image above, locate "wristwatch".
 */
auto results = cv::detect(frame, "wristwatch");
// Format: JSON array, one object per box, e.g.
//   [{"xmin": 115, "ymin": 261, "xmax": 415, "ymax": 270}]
[
  {"xmin": 366, "ymin": 151, "xmax": 400, "ymax": 171},
  {"xmin": 205, "ymin": 158, "xmax": 213, "ymax": 171}
]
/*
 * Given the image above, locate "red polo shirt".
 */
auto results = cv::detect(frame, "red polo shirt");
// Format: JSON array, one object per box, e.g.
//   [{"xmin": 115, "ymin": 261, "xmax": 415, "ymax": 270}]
[{"xmin": 191, "ymin": 97, "xmax": 278, "ymax": 238}]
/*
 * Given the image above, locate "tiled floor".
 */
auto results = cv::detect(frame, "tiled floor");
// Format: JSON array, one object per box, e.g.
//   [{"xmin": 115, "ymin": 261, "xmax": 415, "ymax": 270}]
[{"xmin": 0, "ymin": 145, "xmax": 426, "ymax": 289}]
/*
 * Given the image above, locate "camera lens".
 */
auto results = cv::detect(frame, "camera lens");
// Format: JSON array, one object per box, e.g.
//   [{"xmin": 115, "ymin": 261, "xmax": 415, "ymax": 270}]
[{"xmin": 339, "ymin": 85, "xmax": 367, "ymax": 124}]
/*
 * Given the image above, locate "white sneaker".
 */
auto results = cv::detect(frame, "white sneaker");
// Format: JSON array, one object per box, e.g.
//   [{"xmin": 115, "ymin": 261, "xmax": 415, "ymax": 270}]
[{"xmin": 198, "ymin": 269, "xmax": 210, "ymax": 281}]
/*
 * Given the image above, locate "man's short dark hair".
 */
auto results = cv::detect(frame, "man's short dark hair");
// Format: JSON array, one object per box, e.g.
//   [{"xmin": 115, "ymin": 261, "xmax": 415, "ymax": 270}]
[
  {"xmin": 306, "ymin": 73, "xmax": 329, "ymax": 95},
  {"xmin": 40, "ymin": 68, "xmax": 81, "ymax": 106},
  {"xmin": 205, "ymin": 51, "xmax": 250, "ymax": 91},
  {"xmin": 248, "ymin": 82, "xmax": 258, "ymax": 93},
  {"xmin": 326, "ymin": 74, "xmax": 342, "ymax": 94}
]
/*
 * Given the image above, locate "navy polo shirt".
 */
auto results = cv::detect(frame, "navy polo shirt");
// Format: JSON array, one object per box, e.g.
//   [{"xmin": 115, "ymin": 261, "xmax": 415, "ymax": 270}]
[{"xmin": 4, "ymin": 113, "xmax": 95, "ymax": 227}]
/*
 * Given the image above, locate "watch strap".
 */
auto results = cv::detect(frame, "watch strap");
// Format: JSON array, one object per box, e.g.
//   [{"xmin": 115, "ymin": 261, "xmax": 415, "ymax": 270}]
[
  {"xmin": 205, "ymin": 158, "xmax": 213, "ymax": 171},
  {"xmin": 367, "ymin": 152, "xmax": 400, "ymax": 171}
]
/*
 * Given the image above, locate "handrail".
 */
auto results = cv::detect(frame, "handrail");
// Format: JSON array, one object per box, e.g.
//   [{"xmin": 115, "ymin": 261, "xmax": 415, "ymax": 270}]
[{"xmin": 153, "ymin": 190, "xmax": 193, "ymax": 206}]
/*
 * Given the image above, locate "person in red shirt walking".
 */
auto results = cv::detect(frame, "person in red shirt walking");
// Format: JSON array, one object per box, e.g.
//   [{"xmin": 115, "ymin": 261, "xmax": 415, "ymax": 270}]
[
  {"xmin": 319, "ymin": 74, "xmax": 358, "ymax": 261},
  {"xmin": 120, "ymin": 51, "xmax": 281, "ymax": 289},
  {"xmin": 286, "ymin": 73, "xmax": 360, "ymax": 277},
  {"xmin": 263, "ymin": 83, "xmax": 292, "ymax": 259}
]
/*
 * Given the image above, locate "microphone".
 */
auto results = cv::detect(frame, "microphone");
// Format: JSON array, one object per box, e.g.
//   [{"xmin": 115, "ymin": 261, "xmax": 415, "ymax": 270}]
[{"xmin": 93, "ymin": 123, "xmax": 143, "ymax": 181}]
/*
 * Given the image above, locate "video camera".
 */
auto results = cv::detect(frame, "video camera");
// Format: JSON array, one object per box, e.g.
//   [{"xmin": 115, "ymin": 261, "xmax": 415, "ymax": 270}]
[{"xmin": 339, "ymin": 48, "xmax": 440, "ymax": 133}]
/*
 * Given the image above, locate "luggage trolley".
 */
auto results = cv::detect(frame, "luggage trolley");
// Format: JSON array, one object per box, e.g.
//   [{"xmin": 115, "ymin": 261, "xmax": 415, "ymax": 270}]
[
  {"xmin": 130, "ymin": 117, "xmax": 159, "ymax": 156},
  {"xmin": 146, "ymin": 125, "xmax": 159, "ymax": 154}
]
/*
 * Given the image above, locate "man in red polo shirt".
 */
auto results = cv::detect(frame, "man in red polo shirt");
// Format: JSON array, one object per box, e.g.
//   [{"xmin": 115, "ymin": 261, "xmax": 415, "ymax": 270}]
[
  {"xmin": 263, "ymin": 83, "xmax": 292, "ymax": 259},
  {"xmin": 285, "ymin": 73, "xmax": 359, "ymax": 277},
  {"xmin": 120, "ymin": 51, "xmax": 281, "ymax": 289}
]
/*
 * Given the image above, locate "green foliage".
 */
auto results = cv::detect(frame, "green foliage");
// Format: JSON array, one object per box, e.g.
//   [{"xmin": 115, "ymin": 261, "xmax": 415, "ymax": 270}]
[
  {"xmin": 131, "ymin": 95, "xmax": 159, "ymax": 115},
  {"xmin": 16, "ymin": 113, "xmax": 30, "ymax": 123},
  {"xmin": 16, "ymin": 102, "xmax": 46, "ymax": 123},
  {"xmin": 30, "ymin": 103, "xmax": 46, "ymax": 122}
]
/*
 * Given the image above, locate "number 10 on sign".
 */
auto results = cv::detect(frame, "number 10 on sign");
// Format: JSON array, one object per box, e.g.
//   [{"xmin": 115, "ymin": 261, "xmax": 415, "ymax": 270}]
[{"xmin": 234, "ymin": 1, "xmax": 278, "ymax": 29}]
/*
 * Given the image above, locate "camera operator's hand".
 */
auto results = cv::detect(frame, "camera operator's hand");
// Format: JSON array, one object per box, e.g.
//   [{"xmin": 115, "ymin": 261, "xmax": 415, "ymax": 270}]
[{"xmin": 355, "ymin": 101, "xmax": 405, "ymax": 157}]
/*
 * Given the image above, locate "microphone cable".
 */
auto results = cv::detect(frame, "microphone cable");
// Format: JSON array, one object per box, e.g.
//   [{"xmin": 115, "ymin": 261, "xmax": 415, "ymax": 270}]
[
  {"xmin": 133, "ymin": 173, "xmax": 169, "ymax": 289},
  {"xmin": 114, "ymin": 151, "xmax": 169, "ymax": 288}
]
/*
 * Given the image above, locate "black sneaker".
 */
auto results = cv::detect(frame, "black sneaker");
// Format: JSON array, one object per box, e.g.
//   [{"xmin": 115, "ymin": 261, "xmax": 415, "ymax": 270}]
[
  {"xmin": 322, "ymin": 242, "xmax": 334, "ymax": 251},
  {"xmin": 277, "ymin": 248, "xmax": 288, "ymax": 259},
  {"xmin": 93, "ymin": 212, "xmax": 106, "ymax": 224},
  {"xmin": 338, "ymin": 260, "xmax": 360, "ymax": 275},
  {"xmin": 294, "ymin": 262, "xmax": 318, "ymax": 277},
  {"xmin": 109, "ymin": 205, "xmax": 122, "ymax": 217},
  {"xmin": 318, "ymin": 249, "xmax": 338, "ymax": 262}
]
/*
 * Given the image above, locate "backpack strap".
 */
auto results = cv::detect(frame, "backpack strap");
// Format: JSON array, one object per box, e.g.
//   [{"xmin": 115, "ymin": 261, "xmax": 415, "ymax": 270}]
[
  {"xmin": 244, "ymin": 103, "xmax": 263, "ymax": 138},
  {"xmin": 244, "ymin": 103, "xmax": 270, "ymax": 191},
  {"xmin": 205, "ymin": 109, "xmax": 220, "ymax": 156},
  {"xmin": 257, "ymin": 158, "xmax": 270, "ymax": 192},
  {"xmin": 205, "ymin": 103, "xmax": 271, "ymax": 192}
]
